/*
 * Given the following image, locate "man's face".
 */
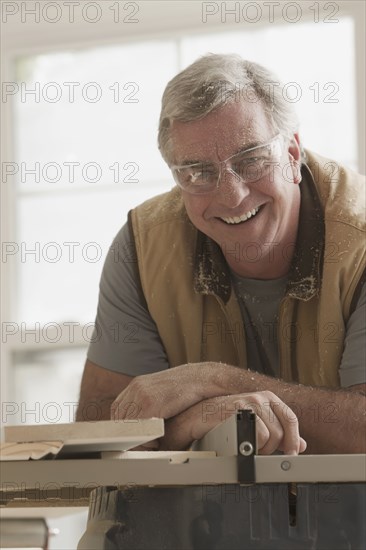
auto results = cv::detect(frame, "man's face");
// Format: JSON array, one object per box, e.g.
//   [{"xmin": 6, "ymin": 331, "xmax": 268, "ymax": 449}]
[{"xmin": 170, "ymin": 100, "xmax": 301, "ymax": 278}]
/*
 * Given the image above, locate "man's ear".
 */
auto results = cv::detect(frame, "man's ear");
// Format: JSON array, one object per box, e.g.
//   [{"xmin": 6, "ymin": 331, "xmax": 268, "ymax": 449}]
[{"xmin": 287, "ymin": 132, "xmax": 302, "ymax": 184}]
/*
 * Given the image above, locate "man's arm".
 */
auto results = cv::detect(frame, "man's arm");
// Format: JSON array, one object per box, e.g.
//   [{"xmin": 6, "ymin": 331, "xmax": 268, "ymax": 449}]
[
  {"xmin": 76, "ymin": 360, "xmax": 306, "ymax": 454},
  {"xmin": 111, "ymin": 363, "xmax": 366, "ymax": 454},
  {"xmin": 217, "ymin": 370, "xmax": 366, "ymax": 454},
  {"xmin": 159, "ymin": 391, "xmax": 306, "ymax": 454},
  {"xmin": 76, "ymin": 360, "xmax": 133, "ymax": 421}
]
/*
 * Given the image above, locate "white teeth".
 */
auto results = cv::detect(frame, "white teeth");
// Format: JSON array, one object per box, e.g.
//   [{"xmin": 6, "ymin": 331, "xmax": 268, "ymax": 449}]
[{"xmin": 220, "ymin": 207, "xmax": 260, "ymax": 225}]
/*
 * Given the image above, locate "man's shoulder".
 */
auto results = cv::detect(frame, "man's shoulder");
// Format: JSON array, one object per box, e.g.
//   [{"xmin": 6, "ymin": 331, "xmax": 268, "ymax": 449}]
[
  {"xmin": 132, "ymin": 187, "xmax": 189, "ymax": 227},
  {"xmin": 305, "ymin": 149, "xmax": 365, "ymax": 232},
  {"xmin": 129, "ymin": 187, "xmax": 197, "ymax": 256}
]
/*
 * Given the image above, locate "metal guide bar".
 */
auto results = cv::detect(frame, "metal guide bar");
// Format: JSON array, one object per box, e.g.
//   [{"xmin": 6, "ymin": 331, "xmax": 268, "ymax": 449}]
[{"xmin": 1, "ymin": 454, "xmax": 365, "ymax": 499}]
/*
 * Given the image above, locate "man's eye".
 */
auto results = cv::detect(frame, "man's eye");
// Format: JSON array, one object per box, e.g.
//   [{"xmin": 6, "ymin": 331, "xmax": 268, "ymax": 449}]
[
  {"xmin": 240, "ymin": 155, "xmax": 266, "ymax": 163},
  {"xmin": 234, "ymin": 157, "xmax": 262, "ymax": 170},
  {"xmin": 188, "ymin": 167, "xmax": 215, "ymax": 184}
]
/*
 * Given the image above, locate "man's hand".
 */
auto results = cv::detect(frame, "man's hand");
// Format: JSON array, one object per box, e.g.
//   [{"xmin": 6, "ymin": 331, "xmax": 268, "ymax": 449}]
[
  {"xmin": 110, "ymin": 362, "xmax": 237, "ymax": 421},
  {"xmin": 110, "ymin": 365, "xmax": 306, "ymax": 455},
  {"xmin": 109, "ymin": 361, "xmax": 366, "ymax": 454},
  {"xmin": 159, "ymin": 392, "xmax": 306, "ymax": 455}
]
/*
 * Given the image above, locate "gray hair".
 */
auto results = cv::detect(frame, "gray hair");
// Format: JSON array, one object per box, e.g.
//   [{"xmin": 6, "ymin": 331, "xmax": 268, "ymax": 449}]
[{"xmin": 158, "ymin": 53, "xmax": 300, "ymax": 164}]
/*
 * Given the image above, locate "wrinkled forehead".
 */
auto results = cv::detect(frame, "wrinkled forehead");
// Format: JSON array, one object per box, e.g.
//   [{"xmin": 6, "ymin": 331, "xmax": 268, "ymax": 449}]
[{"xmin": 170, "ymin": 100, "xmax": 274, "ymax": 165}]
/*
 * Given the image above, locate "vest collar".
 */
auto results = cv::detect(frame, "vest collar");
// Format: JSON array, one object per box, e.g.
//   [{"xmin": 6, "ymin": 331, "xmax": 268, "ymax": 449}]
[
  {"xmin": 193, "ymin": 163, "xmax": 324, "ymax": 304},
  {"xmin": 286, "ymin": 163, "xmax": 324, "ymax": 301}
]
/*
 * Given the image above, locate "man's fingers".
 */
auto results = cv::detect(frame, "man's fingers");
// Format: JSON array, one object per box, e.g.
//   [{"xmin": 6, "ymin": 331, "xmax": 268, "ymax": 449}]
[
  {"xmin": 299, "ymin": 437, "xmax": 307, "ymax": 454},
  {"xmin": 229, "ymin": 391, "xmax": 306, "ymax": 456},
  {"xmin": 256, "ymin": 413, "xmax": 284, "ymax": 455},
  {"xmin": 255, "ymin": 393, "xmax": 305, "ymax": 455},
  {"xmin": 254, "ymin": 416, "xmax": 270, "ymax": 450},
  {"xmin": 276, "ymin": 401, "xmax": 302, "ymax": 454},
  {"xmin": 111, "ymin": 398, "xmax": 143, "ymax": 420}
]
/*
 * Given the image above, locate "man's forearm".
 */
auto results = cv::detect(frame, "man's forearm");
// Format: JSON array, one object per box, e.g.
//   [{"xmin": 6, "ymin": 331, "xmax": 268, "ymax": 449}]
[
  {"xmin": 76, "ymin": 361, "xmax": 134, "ymax": 422},
  {"xmin": 106, "ymin": 361, "xmax": 365, "ymax": 453},
  {"xmin": 75, "ymin": 397, "xmax": 114, "ymax": 422},
  {"xmin": 208, "ymin": 363, "xmax": 366, "ymax": 454}
]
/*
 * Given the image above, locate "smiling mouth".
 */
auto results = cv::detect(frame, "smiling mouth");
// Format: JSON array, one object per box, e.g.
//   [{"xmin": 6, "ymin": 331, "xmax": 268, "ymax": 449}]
[{"xmin": 219, "ymin": 206, "xmax": 261, "ymax": 225}]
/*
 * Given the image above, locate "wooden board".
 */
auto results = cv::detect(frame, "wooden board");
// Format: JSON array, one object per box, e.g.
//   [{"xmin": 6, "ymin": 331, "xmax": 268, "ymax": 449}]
[{"xmin": 3, "ymin": 419, "xmax": 164, "ymax": 453}]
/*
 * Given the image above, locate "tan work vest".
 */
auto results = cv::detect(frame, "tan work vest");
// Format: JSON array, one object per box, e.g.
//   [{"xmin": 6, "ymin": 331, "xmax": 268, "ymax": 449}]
[{"xmin": 130, "ymin": 151, "xmax": 366, "ymax": 388}]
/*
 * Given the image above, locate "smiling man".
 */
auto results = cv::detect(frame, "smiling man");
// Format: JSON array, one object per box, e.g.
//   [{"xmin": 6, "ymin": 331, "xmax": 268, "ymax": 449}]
[
  {"xmin": 169, "ymin": 100, "xmax": 301, "ymax": 280},
  {"xmin": 77, "ymin": 54, "xmax": 366, "ymax": 455}
]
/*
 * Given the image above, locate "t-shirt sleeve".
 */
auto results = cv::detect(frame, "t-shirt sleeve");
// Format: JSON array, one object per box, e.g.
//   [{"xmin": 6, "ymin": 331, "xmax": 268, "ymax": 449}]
[
  {"xmin": 87, "ymin": 222, "xmax": 170, "ymax": 375},
  {"xmin": 338, "ymin": 281, "xmax": 366, "ymax": 388}
]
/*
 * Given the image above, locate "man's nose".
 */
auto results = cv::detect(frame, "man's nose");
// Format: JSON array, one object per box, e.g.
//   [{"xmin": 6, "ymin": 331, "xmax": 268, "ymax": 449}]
[{"xmin": 215, "ymin": 168, "xmax": 250, "ymax": 207}]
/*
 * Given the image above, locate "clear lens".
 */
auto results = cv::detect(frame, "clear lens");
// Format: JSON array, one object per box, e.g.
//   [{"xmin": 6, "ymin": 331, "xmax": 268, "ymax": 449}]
[
  {"xmin": 172, "ymin": 135, "xmax": 282, "ymax": 194},
  {"xmin": 172, "ymin": 164, "xmax": 219, "ymax": 193},
  {"xmin": 231, "ymin": 139, "xmax": 282, "ymax": 182}
]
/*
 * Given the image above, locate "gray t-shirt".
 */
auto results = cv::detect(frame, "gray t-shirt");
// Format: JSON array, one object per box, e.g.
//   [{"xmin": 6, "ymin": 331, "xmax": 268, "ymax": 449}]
[
  {"xmin": 87, "ymin": 223, "xmax": 366, "ymax": 388},
  {"xmin": 230, "ymin": 273, "xmax": 288, "ymax": 378}
]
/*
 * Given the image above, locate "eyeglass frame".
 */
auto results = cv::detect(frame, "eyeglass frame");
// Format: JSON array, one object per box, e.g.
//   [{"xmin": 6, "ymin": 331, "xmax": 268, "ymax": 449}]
[{"xmin": 170, "ymin": 133, "xmax": 284, "ymax": 195}]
